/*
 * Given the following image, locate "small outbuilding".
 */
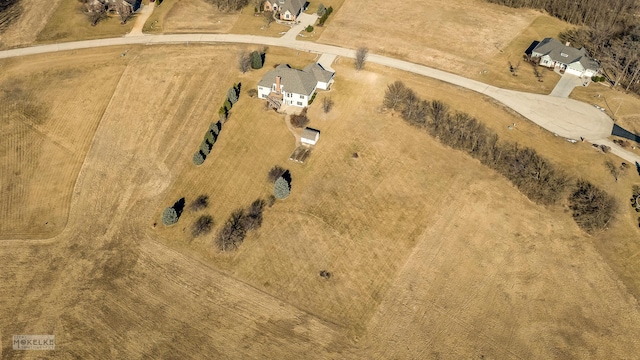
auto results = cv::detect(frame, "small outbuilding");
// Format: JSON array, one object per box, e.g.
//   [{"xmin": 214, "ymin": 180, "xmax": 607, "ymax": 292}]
[{"xmin": 301, "ymin": 128, "xmax": 320, "ymax": 146}]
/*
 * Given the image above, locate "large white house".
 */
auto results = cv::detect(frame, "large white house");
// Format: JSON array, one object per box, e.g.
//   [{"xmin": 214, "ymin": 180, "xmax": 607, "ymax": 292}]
[
  {"xmin": 257, "ymin": 63, "xmax": 334, "ymax": 109},
  {"xmin": 263, "ymin": 0, "xmax": 308, "ymax": 21},
  {"xmin": 530, "ymin": 37, "xmax": 600, "ymax": 77}
]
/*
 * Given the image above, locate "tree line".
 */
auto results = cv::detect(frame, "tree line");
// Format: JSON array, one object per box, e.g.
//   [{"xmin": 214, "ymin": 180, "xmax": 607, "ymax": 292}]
[
  {"xmin": 205, "ymin": 0, "xmax": 249, "ymax": 12},
  {"xmin": 487, "ymin": 0, "xmax": 640, "ymax": 93},
  {"xmin": 384, "ymin": 81, "xmax": 616, "ymax": 232}
]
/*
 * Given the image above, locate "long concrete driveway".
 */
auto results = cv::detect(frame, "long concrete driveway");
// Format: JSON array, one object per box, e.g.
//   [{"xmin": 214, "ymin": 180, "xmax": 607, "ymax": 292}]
[{"xmin": 1, "ymin": 33, "xmax": 638, "ymax": 163}]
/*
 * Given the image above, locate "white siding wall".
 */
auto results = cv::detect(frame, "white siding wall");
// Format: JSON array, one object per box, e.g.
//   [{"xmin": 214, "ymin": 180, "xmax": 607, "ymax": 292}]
[{"xmin": 258, "ymin": 86, "xmax": 271, "ymax": 99}]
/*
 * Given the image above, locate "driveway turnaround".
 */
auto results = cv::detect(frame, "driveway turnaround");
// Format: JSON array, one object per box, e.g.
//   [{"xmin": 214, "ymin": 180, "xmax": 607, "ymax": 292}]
[{"xmin": 1, "ymin": 33, "xmax": 638, "ymax": 163}]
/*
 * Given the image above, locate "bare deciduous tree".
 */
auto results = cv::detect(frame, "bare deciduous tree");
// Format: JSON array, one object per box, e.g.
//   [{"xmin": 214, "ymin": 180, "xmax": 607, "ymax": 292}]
[
  {"xmin": 383, "ymin": 81, "xmax": 408, "ymax": 111},
  {"xmin": 355, "ymin": 47, "xmax": 368, "ymax": 70},
  {"xmin": 191, "ymin": 215, "xmax": 214, "ymax": 237},
  {"xmin": 268, "ymin": 166, "xmax": 287, "ymax": 183},
  {"xmin": 238, "ymin": 50, "xmax": 252, "ymax": 73},
  {"xmin": 216, "ymin": 209, "xmax": 246, "ymax": 251},
  {"xmin": 263, "ymin": 11, "xmax": 274, "ymax": 27},
  {"xmin": 322, "ymin": 97, "xmax": 334, "ymax": 113},
  {"xmin": 116, "ymin": 0, "xmax": 132, "ymax": 24},
  {"xmin": 569, "ymin": 179, "xmax": 617, "ymax": 233},
  {"xmin": 190, "ymin": 195, "xmax": 209, "ymax": 211}
]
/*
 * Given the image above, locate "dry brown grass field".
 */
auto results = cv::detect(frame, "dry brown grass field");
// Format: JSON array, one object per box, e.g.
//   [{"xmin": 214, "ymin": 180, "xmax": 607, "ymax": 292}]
[
  {"xmin": 36, "ymin": 0, "xmax": 135, "ymax": 44},
  {"xmin": 229, "ymin": 6, "xmax": 289, "ymax": 37},
  {"xmin": 0, "ymin": 48, "xmax": 127, "ymax": 238},
  {"xmin": 144, "ymin": 0, "xmax": 240, "ymax": 34},
  {"xmin": 318, "ymin": 0, "xmax": 571, "ymax": 94},
  {"xmin": 0, "ymin": 0, "xmax": 61, "ymax": 49},
  {"xmin": 571, "ymin": 84, "xmax": 640, "ymax": 134},
  {"xmin": 2, "ymin": 44, "xmax": 640, "ymax": 358}
]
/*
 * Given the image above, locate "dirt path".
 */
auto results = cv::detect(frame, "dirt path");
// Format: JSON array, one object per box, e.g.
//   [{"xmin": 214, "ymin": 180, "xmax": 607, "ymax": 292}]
[{"xmin": 283, "ymin": 114, "xmax": 302, "ymax": 146}]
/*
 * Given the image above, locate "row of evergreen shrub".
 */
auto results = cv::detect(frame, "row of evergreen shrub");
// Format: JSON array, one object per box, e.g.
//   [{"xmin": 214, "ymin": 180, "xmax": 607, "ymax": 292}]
[{"xmin": 194, "ymin": 83, "xmax": 242, "ymax": 166}]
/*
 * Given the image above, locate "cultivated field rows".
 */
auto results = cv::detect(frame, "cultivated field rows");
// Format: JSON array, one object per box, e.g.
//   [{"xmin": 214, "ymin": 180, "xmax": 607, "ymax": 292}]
[{"xmin": 0, "ymin": 54, "xmax": 126, "ymax": 238}]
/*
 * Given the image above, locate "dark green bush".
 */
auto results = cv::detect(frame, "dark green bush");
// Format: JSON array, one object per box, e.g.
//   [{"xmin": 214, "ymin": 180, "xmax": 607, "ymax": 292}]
[
  {"xmin": 250, "ymin": 51, "xmax": 263, "ymax": 69},
  {"xmin": 200, "ymin": 140, "xmax": 212, "ymax": 156},
  {"xmin": 162, "ymin": 207, "xmax": 178, "ymax": 226},
  {"xmin": 274, "ymin": 176, "xmax": 290, "ymax": 199},
  {"xmin": 193, "ymin": 151, "xmax": 205, "ymax": 165}
]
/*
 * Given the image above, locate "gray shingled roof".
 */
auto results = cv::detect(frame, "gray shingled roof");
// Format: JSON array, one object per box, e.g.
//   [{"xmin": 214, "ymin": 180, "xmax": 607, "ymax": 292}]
[
  {"xmin": 532, "ymin": 38, "xmax": 599, "ymax": 71},
  {"xmin": 303, "ymin": 63, "xmax": 334, "ymax": 83},
  {"xmin": 280, "ymin": 0, "xmax": 306, "ymax": 15},
  {"xmin": 258, "ymin": 63, "xmax": 333, "ymax": 96},
  {"xmin": 301, "ymin": 127, "xmax": 319, "ymax": 141}
]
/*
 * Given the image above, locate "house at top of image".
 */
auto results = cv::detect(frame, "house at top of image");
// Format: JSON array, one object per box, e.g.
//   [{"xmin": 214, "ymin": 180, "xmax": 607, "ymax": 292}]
[
  {"xmin": 258, "ymin": 63, "xmax": 334, "ymax": 109},
  {"xmin": 527, "ymin": 37, "xmax": 600, "ymax": 78},
  {"xmin": 263, "ymin": 0, "xmax": 308, "ymax": 21}
]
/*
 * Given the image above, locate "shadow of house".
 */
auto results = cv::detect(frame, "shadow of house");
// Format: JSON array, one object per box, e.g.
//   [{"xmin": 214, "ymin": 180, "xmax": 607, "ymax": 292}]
[{"xmin": 524, "ymin": 40, "xmax": 540, "ymax": 60}]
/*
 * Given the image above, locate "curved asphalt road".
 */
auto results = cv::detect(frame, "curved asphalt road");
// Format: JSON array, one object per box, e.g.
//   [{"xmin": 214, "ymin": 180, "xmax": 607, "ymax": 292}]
[{"xmin": 1, "ymin": 33, "xmax": 637, "ymax": 163}]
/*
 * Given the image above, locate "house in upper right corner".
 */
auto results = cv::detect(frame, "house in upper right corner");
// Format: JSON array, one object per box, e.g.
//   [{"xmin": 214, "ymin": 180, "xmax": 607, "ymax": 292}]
[{"xmin": 528, "ymin": 37, "xmax": 600, "ymax": 78}]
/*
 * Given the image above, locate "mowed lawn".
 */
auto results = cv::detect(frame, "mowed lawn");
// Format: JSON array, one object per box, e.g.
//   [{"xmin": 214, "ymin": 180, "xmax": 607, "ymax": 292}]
[
  {"xmin": 0, "ymin": 48, "xmax": 128, "ymax": 238},
  {"xmin": 155, "ymin": 51, "xmax": 640, "ymax": 332},
  {"xmin": 156, "ymin": 65, "xmax": 485, "ymax": 329}
]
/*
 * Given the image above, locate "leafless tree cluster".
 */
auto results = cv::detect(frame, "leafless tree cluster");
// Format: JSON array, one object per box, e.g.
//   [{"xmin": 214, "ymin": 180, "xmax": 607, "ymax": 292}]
[
  {"xmin": 604, "ymin": 159, "xmax": 627, "ymax": 182},
  {"xmin": 488, "ymin": 0, "xmax": 640, "ymax": 93},
  {"xmin": 215, "ymin": 199, "xmax": 265, "ymax": 251},
  {"xmin": 205, "ymin": 0, "xmax": 249, "ymax": 12},
  {"xmin": 267, "ymin": 165, "xmax": 287, "ymax": 183},
  {"xmin": 290, "ymin": 108, "xmax": 310, "ymax": 128},
  {"xmin": 238, "ymin": 50, "xmax": 252, "ymax": 73},
  {"xmin": 79, "ymin": 0, "xmax": 135, "ymax": 25},
  {"xmin": 383, "ymin": 81, "xmax": 569, "ymax": 205},
  {"xmin": 487, "ymin": 0, "xmax": 637, "ymax": 27},
  {"xmin": 189, "ymin": 195, "xmax": 209, "ymax": 211},
  {"xmin": 569, "ymin": 179, "xmax": 617, "ymax": 233},
  {"xmin": 322, "ymin": 97, "xmax": 334, "ymax": 113},
  {"xmin": 191, "ymin": 215, "xmax": 214, "ymax": 237}
]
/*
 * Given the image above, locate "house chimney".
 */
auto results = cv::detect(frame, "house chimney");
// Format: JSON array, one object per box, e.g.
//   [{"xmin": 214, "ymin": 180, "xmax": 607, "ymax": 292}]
[
  {"xmin": 276, "ymin": 76, "xmax": 281, "ymax": 93},
  {"xmin": 565, "ymin": 41, "xmax": 571, "ymax": 47}
]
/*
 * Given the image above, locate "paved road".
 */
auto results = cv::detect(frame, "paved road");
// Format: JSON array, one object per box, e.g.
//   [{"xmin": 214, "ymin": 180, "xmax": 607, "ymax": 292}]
[{"xmin": 1, "ymin": 33, "xmax": 638, "ymax": 163}]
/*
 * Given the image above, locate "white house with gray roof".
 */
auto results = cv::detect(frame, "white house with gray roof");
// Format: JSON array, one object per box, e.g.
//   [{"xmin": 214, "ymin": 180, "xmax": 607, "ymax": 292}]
[
  {"xmin": 263, "ymin": 0, "xmax": 308, "ymax": 21},
  {"xmin": 258, "ymin": 63, "xmax": 334, "ymax": 108},
  {"xmin": 530, "ymin": 38, "xmax": 599, "ymax": 77}
]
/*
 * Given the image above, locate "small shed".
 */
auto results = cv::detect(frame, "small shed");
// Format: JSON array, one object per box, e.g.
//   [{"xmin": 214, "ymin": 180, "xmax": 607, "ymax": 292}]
[{"xmin": 301, "ymin": 128, "xmax": 320, "ymax": 146}]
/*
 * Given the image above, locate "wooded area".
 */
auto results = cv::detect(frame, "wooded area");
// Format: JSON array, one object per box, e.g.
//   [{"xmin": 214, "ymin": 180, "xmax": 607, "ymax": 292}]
[{"xmin": 488, "ymin": 0, "xmax": 640, "ymax": 93}]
